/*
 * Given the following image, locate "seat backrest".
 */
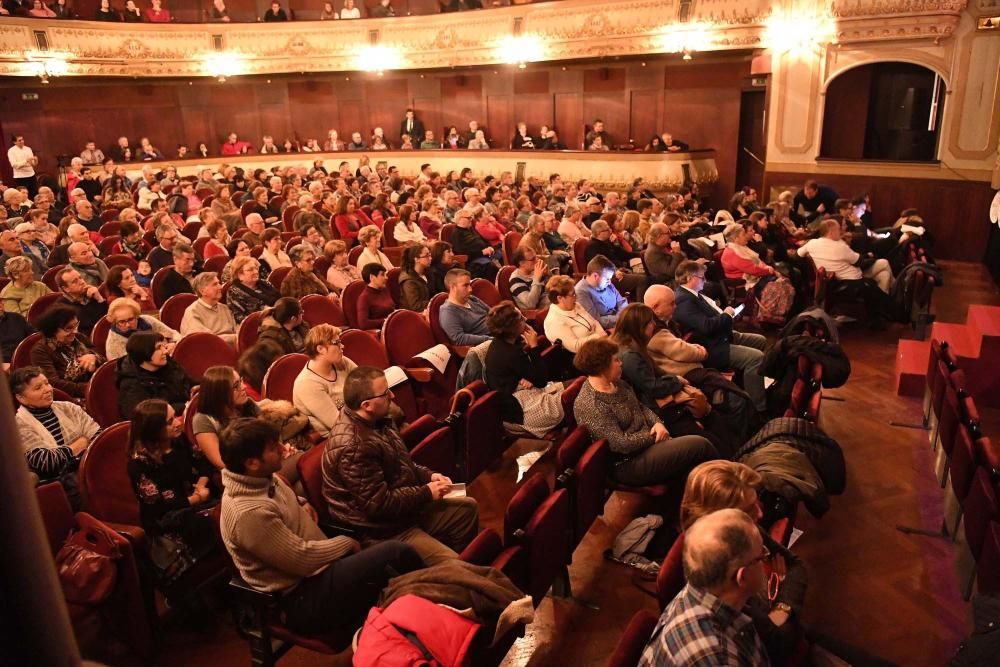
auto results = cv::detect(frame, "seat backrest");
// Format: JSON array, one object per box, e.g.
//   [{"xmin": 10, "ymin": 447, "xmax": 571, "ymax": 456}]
[
  {"xmin": 464, "ymin": 388, "xmax": 504, "ymax": 481},
  {"xmin": 103, "ymin": 253, "xmax": 138, "ymax": 271},
  {"xmin": 193, "ymin": 237, "xmax": 210, "ymax": 260},
  {"xmin": 387, "ymin": 267, "xmax": 402, "ymax": 305},
  {"xmin": 341, "ymin": 279, "xmax": 367, "ymax": 329},
  {"xmin": 203, "ymin": 255, "xmax": 229, "ymax": 275},
  {"xmin": 657, "ymin": 532, "xmax": 686, "ymax": 609},
  {"xmin": 407, "ymin": 423, "xmax": 455, "ymax": 478},
  {"xmin": 504, "ymin": 473, "xmax": 571, "ymax": 604},
  {"xmin": 262, "ymin": 353, "xmax": 309, "ymax": 401},
  {"xmin": 313, "ymin": 255, "xmax": 331, "ymax": 279},
  {"xmin": 181, "ymin": 221, "xmax": 203, "ymax": 240},
  {"xmin": 471, "ymin": 278, "xmax": 501, "ymax": 307},
  {"xmin": 27, "ymin": 292, "xmax": 63, "ymax": 327},
  {"xmin": 556, "ymin": 427, "xmax": 608, "ymax": 547},
  {"xmin": 382, "ymin": 308, "xmax": 438, "ymax": 365},
  {"xmin": 300, "ymin": 293, "xmax": 347, "ymax": 327},
  {"xmin": 86, "ymin": 360, "xmax": 122, "ymax": 428},
  {"xmin": 284, "ymin": 235, "xmax": 303, "ymax": 253},
  {"xmin": 159, "ymin": 292, "xmax": 198, "ymax": 331},
  {"xmin": 964, "ymin": 466, "xmax": 1000, "ymax": 559},
  {"xmin": 560, "ymin": 376, "xmax": 585, "ymax": 431},
  {"xmin": 440, "ymin": 223, "xmax": 455, "ymax": 245},
  {"xmin": 938, "ymin": 382, "xmax": 964, "ymax": 456},
  {"xmin": 11, "ymin": 332, "xmax": 44, "ymax": 370},
  {"xmin": 78, "ymin": 421, "xmax": 141, "ymax": 526},
  {"xmin": 99, "ymin": 235, "xmax": 121, "ymax": 256},
  {"xmin": 267, "ymin": 265, "xmax": 292, "ymax": 291},
  {"xmin": 35, "ymin": 482, "xmax": 75, "ymax": 555},
  {"xmin": 342, "ymin": 328, "xmax": 389, "ymax": 367},
  {"xmin": 427, "ymin": 292, "xmax": 451, "ymax": 346},
  {"xmin": 572, "ymin": 238, "xmax": 588, "ymax": 274},
  {"xmin": 41, "ymin": 264, "xmax": 65, "ymax": 292},
  {"xmin": 282, "ymin": 205, "xmax": 300, "ymax": 232},
  {"xmin": 382, "ymin": 218, "xmax": 399, "ymax": 247},
  {"xmin": 296, "ymin": 444, "xmax": 330, "ymax": 523},
  {"xmin": 173, "ymin": 332, "xmax": 238, "ymax": 381},
  {"xmin": 496, "ymin": 265, "xmax": 516, "ymax": 302},
  {"xmin": 99, "ymin": 221, "xmax": 122, "ymax": 237},
  {"xmin": 150, "ymin": 266, "xmax": 175, "ymax": 308},
  {"xmin": 237, "ymin": 310, "xmax": 264, "ymax": 355},
  {"xmin": 502, "ymin": 232, "xmax": 522, "ymax": 266},
  {"xmin": 607, "ymin": 611, "xmax": 659, "ymax": 667}
]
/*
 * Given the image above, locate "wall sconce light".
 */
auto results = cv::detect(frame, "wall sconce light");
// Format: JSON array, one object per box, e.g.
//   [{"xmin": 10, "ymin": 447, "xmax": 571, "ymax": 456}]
[
  {"xmin": 24, "ymin": 53, "xmax": 69, "ymax": 82},
  {"xmin": 763, "ymin": 11, "xmax": 836, "ymax": 57},
  {"xmin": 354, "ymin": 45, "xmax": 401, "ymax": 76},
  {"xmin": 659, "ymin": 22, "xmax": 714, "ymax": 59},
  {"xmin": 498, "ymin": 34, "xmax": 545, "ymax": 69},
  {"xmin": 202, "ymin": 52, "xmax": 247, "ymax": 82}
]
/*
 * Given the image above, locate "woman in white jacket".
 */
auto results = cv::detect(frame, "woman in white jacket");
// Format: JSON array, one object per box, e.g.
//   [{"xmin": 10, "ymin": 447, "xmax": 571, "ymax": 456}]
[
  {"xmin": 392, "ymin": 204, "xmax": 426, "ymax": 245},
  {"xmin": 542, "ymin": 275, "xmax": 607, "ymax": 353}
]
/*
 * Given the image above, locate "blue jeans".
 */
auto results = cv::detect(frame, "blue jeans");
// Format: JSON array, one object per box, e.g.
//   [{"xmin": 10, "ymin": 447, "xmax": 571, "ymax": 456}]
[{"xmin": 730, "ymin": 331, "xmax": 767, "ymax": 412}]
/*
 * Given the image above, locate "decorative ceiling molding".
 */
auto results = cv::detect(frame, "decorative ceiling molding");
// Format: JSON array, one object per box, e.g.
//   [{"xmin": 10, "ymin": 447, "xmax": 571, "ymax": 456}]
[{"xmin": 0, "ymin": 0, "xmax": 970, "ymax": 79}]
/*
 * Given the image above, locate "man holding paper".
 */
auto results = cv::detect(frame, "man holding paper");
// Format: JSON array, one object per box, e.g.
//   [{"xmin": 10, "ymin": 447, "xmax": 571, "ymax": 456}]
[{"xmin": 321, "ymin": 366, "xmax": 479, "ymax": 565}]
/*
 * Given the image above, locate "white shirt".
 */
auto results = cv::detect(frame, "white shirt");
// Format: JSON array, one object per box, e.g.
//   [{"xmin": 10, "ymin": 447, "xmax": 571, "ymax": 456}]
[
  {"xmin": 393, "ymin": 220, "xmax": 426, "ymax": 245},
  {"xmin": 797, "ymin": 237, "xmax": 861, "ymax": 281},
  {"xmin": 340, "ymin": 7, "xmax": 360, "ymax": 18},
  {"xmin": 7, "ymin": 145, "xmax": 36, "ymax": 178}
]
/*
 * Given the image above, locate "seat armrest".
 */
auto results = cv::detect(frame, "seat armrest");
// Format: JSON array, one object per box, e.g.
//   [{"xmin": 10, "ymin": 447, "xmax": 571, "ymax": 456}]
[
  {"xmin": 403, "ymin": 367, "xmax": 435, "ymax": 383},
  {"xmin": 460, "ymin": 528, "xmax": 503, "ymax": 566},
  {"xmin": 451, "ymin": 345, "xmax": 471, "ymax": 358},
  {"xmin": 319, "ymin": 522, "xmax": 358, "ymax": 538},
  {"xmin": 102, "ymin": 521, "xmax": 148, "ymax": 551}
]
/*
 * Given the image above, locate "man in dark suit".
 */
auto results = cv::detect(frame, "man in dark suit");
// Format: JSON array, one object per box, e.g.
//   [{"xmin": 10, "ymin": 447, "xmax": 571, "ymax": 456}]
[
  {"xmin": 672, "ymin": 260, "xmax": 766, "ymax": 413},
  {"xmin": 399, "ymin": 109, "xmax": 425, "ymax": 149},
  {"xmin": 153, "ymin": 243, "xmax": 196, "ymax": 306}
]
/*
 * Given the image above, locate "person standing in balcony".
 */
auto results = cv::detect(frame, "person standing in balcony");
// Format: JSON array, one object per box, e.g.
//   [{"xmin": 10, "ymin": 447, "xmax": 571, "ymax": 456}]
[{"xmin": 7, "ymin": 135, "xmax": 38, "ymax": 199}]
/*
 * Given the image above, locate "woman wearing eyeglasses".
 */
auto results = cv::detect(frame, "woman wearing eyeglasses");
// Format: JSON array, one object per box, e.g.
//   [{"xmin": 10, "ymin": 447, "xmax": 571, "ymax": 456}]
[
  {"xmin": 397, "ymin": 244, "xmax": 432, "ymax": 312},
  {"xmin": 292, "ymin": 324, "xmax": 358, "ymax": 438},
  {"xmin": 104, "ymin": 297, "xmax": 179, "ymax": 361},
  {"xmin": 542, "ymin": 275, "xmax": 606, "ymax": 354},
  {"xmin": 281, "ymin": 244, "xmax": 332, "ymax": 300},
  {"xmin": 192, "ymin": 365, "xmax": 260, "ymax": 470},
  {"xmin": 29, "ymin": 305, "xmax": 104, "ymax": 399}
]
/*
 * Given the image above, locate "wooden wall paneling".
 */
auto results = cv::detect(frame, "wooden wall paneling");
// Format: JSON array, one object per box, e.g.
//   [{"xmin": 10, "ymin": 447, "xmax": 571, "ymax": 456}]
[
  {"xmin": 287, "ymin": 79, "xmax": 338, "ymax": 145},
  {"xmin": 365, "ymin": 78, "xmax": 410, "ymax": 144},
  {"xmin": 512, "ymin": 94, "xmax": 554, "ymax": 136},
  {"xmin": 582, "ymin": 67, "xmax": 627, "ymax": 144},
  {"xmin": 762, "ymin": 171, "xmax": 994, "ymax": 262},
  {"xmin": 486, "ymin": 95, "xmax": 513, "ymax": 149},
  {"xmin": 337, "ymin": 98, "xmax": 368, "ymax": 143},
  {"xmin": 820, "ymin": 65, "xmax": 873, "ymax": 159},
  {"xmin": 180, "ymin": 107, "xmax": 215, "ymax": 153},
  {"xmin": 412, "ymin": 96, "xmax": 442, "ymax": 143},
  {"xmin": 629, "ymin": 89, "xmax": 662, "ymax": 147},
  {"xmin": 439, "ymin": 75, "xmax": 485, "ymax": 137},
  {"xmin": 257, "ymin": 104, "xmax": 293, "ymax": 145},
  {"xmin": 553, "ymin": 92, "xmax": 584, "ymax": 149}
]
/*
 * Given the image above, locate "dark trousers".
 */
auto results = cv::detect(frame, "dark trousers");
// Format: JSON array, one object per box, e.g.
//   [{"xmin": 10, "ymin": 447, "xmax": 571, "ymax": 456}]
[
  {"xmin": 281, "ymin": 540, "xmax": 424, "ymax": 636},
  {"xmin": 14, "ymin": 175, "xmax": 38, "ymax": 199}
]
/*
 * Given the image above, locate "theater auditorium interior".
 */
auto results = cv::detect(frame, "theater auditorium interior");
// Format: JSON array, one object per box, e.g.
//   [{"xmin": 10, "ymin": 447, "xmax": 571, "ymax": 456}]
[{"xmin": 1, "ymin": 0, "xmax": 1000, "ymax": 665}]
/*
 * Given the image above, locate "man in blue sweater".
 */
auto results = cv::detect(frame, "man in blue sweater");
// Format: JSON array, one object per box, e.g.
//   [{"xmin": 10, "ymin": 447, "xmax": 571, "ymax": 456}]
[
  {"xmin": 438, "ymin": 268, "xmax": 491, "ymax": 346},
  {"xmin": 575, "ymin": 254, "xmax": 628, "ymax": 329}
]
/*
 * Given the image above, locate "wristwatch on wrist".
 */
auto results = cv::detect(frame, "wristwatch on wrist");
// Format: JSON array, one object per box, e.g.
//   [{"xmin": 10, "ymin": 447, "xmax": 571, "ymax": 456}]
[{"xmin": 772, "ymin": 602, "xmax": 793, "ymax": 615}]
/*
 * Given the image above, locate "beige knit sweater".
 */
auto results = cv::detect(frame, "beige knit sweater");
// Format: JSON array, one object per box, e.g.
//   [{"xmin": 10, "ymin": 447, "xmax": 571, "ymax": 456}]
[
  {"xmin": 646, "ymin": 328, "xmax": 708, "ymax": 377},
  {"xmin": 220, "ymin": 469, "xmax": 357, "ymax": 593}
]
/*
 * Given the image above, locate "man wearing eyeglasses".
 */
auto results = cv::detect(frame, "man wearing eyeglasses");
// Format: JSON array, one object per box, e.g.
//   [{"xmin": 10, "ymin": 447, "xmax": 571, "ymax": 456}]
[
  {"xmin": 321, "ymin": 366, "xmax": 479, "ymax": 566},
  {"xmin": 640, "ymin": 509, "xmax": 770, "ymax": 666}
]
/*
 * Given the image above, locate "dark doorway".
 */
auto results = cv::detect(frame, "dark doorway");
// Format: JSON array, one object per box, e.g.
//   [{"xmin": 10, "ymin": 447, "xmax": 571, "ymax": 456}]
[{"xmin": 736, "ymin": 90, "xmax": 766, "ymax": 196}]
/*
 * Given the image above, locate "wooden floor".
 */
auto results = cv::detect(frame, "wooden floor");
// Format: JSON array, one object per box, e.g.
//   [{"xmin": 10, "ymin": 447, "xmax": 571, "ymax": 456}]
[{"xmin": 88, "ymin": 260, "xmax": 1000, "ymax": 667}]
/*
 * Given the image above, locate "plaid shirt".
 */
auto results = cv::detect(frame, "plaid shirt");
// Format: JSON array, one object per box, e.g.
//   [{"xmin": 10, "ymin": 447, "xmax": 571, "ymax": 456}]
[{"xmin": 639, "ymin": 584, "xmax": 770, "ymax": 667}]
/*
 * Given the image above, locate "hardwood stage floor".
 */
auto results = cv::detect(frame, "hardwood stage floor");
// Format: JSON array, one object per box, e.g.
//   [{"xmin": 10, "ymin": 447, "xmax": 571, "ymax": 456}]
[{"xmin": 106, "ymin": 261, "xmax": 1000, "ymax": 667}]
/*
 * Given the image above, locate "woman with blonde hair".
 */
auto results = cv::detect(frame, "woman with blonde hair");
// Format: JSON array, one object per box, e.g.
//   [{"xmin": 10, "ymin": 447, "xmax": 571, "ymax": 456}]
[
  {"xmin": 292, "ymin": 324, "xmax": 358, "ymax": 437},
  {"xmin": 324, "ymin": 239, "xmax": 360, "ymax": 294},
  {"xmin": 355, "ymin": 225, "xmax": 393, "ymax": 271}
]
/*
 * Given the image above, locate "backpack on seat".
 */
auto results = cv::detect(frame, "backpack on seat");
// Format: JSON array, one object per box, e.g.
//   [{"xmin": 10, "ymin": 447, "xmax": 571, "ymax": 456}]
[{"xmin": 754, "ymin": 278, "xmax": 796, "ymax": 325}]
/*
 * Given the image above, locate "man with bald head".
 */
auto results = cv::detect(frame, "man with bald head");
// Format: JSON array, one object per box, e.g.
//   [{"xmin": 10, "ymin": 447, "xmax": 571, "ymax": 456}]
[
  {"xmin": 643, "ymin": 284, "xmax": 709, "ymax": 377},
  {"xmin": 74, "ymin": 198, "xmax": 100, "ymax": 233},
  {"xmin": 56, "ymin": 267, "xmax": 108, "ymax": 336},
  {"xmin": 242, "ymin": 213, "xmax": 266, "ymax": 247},
  {"xmin": 68, "ymin": 242, "xmax": 109, "ymax": 287},
  {"xmin": 640, "ymin": 509, "xmax": 769, "ymax": 666},
  {"xmin": 47, "ymin": 223, "xmax": 96, "ymax": 268}
]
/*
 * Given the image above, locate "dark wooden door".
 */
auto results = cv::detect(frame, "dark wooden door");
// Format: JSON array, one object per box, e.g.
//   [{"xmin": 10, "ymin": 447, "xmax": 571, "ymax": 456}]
[{"xmin": 735, "ymin": 90, "xmax": 766, "ymax": 196}]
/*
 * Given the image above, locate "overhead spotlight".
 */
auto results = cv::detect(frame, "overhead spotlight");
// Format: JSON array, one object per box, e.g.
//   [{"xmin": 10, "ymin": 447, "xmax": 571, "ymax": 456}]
[
  {"xmin": 498, "ymin": 34, "xmax": 545, "ymax": 67},
  {"xmin": 682, "ymin": 49, "xmax": 692, "ymax": 61},
  {"xmin": 518, "ymin": 62, "xmax": 527, "ymax": 70},
  {"xmin": 354, "ymin": 45, "xmax": 402, "ymax": 74},
  {"xmin": 202, "ymin": 52, "xmax": 246, "ymax": 80},
  {"xmin": 39, "ymin": 73, "xmax": 49, "ymax": 84}
]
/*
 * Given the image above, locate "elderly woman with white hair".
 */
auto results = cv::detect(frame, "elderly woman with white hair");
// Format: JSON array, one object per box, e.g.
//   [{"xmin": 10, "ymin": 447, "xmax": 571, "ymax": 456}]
[
  {"xmin": 104, "ymin": 297, "xmax": 181, "ymax": 360},
  {"xmin": 0, "ymin": 255, "xmax": 50, "ymax": 316},
  {"xmin": 354, "ymin": 224, "xmax": 394, "ymax": 271}
]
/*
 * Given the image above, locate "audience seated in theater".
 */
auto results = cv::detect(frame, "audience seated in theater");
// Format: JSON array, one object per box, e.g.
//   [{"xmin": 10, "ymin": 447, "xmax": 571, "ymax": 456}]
[
  {"xmin": 790, "ymin": 179, "xmax": 838, "ymax": 230},
  {"xmin": 426, "ymin": 241, "xmax": 455, "ymax": 296},
  {"xmin": 642, "ymin": 285, "xmax": 709, "ymax": 377},
  {"xmin": 128, "ymin": 398, "xmax": 220, "ymax": 590},
  {"xmin": 147, "ymin": 224, "xmax": 181, "ymax": 274},
  {"xmin": 575, "ymin": 254, "xmax": 628, "ymax": 330},
  {"xmin": 639, "ymin": 509, "xmax": 769, "ymax": 666},
  {"xmin": 281, "ymin": 244, "xmax": 331, "ymax": 300},
  {"xmin": 0, "ymin": 255, "xmax": 49, "ymax": 316},
  {"xmin": 557, "ymin": 203, "xmax": 591, "ymax": 245},
  {"xmin": 202, "ymin": 220, "xmax": 231, "ymax": 260},
  {"xmin": 354, "ymin": 225, "xmax": 393, "ymax": 271},
  {"xmin": 483, "ymin": 301, "xmax": 558, "ymax": 436},
  {"xmin": 543, "ymin": 275, "xmax": 605, "ymax": 353},
  {"xmin": 249, "ymin": 187, "xmax": 279, "ymax": 225},
  {"xmin": 257, "ymin": 297, "xmax": 309, "ymax": 355},
  {"xmin": 220, "ymin": 416, "xmax": 424, "ymax": 636},
  {"xmin": 322, "ymin": 239, "xmax": 359, "ymax": 295},
  {"xmin": 0, "ymin": 297, "xmax": 35, "ymax": 371},
  {"xmin": 13, "ymin": 367, "xmax": 101, "ymax": 500},
  {"xmin": 220, "ymin": 238, "xmax": 252, "ymax": 282},
  {"xmin": 584, "ymin": 220, "xmax": 646, "ymax": 299},
  {"xmin": 644, "ymin": 223, "xmax": 686, "ymax": 287},
  {"xmin": 156, "ymin": 243, "xmax": 197, "ymax": 304},
  {"xmin": 573, "ymin": 337, "xmax": 716, "ymax": 488},
  {"xmin": 393, "ymin": 204, "xmax": 426, "ymax": 245},
  {"xmin": 227, "ymin": 256, "xmax": 280, "ymax": 324},
  {"xmin": 796, "ymin": 219, "xmax": 892, "ymax": 330},
  {"xmin": 67, "ymin": 241, "xmax": 108, "ymax": 287},
  {"xmin": 258, "ymin": 228, "xmax": 293, "ymax": 274},
  {"xmin": 508, "ymin": 247, "xmax": 550, "ymax": 311},
  {"xmin": 114, "ymin": 221, "xmax": 151, "ymax": 262},
  {"xmin": 55, "ymin": 266, "xmax": 108, "ymax": 336},
  {"xmin": 355, "ymin": 263, "xmax": 393, "ymax": 330},
  {"xmin": 322, "ymin": 365, "xmax": 478, "ymax": 565},
  {"xmin": 370, "ymin": 0, "xmax": 394, "ymax": 16},
  {"xmin": 221, "ymin": 132, "xmax": 252, "ymax": 157},
  {"xmin": 143, "ymin": 0, "xmax": 170, "ymax": 21},
  {"xmin": 672, "ymin": 260, "xmax": 767, "ymax": 414},
  {"xmin": 397, "ymin": 244, "xmax": 433, "ymax": 313},
  {"xmin": 210, "ymin": 0, "xmax": 230, "ymax": 21},
  {"xmin": 333, "ymin": 195, "xmax": 372, "ymax": 247},
  {"xmin": 94, "ymin": 0, "xmax": 117, "ymax": 21},
  {"xmin": 439, "ymin": 268, "xmax": 491, "ymax": 346},
  {"xmin": 180, "ymin": 272, "xmax": 237, "ymax": 347},
  {"xmin": 74, "ymin": 197, "xmax": 100, "ymax": 232},
  {"xmin": 105, "ymin": 297, "xmax": 180, "ymax": 361},
  {"xmin": 116, "ymin": 331, "xmax": 192, "ymax": 420},
  {"xmin": 611, "ymin": 304, "xmax": 731, "ymax": 457},
  {"xmin": 585, "ymin": 119, "xmax": 609, "ymax": 151},
  {"xmin": 511, "ymin": 122, "xmax": 535, "ymax": 150},
  {"xmin": 292, "ymin": 324, "xmax": 358, "ymax": 437},
  {"xmin": 721, "ymin": 223, "xmax": 780, "ymax": 297},
  {"xmin": 339, "ymin": 0, "xmax": 360, "ymax": 18},
  {"xmin": 450, "ymin": 208, "xmax": 499, "ymax": 281},
  {"xmin": 193, "ymin": 366, "xmax": 261, "ymax": 470},
  {"xmin": 31, "ymin": 305, "xmax": 104, "ymax": 399},
  {"xmin": 1, "ymin": 230, "xmax": 45, "ymax": 279},
  {"xmin": 49, "ymin": 0, "xmax": 73, "ymax": 18},
  {"xmin": 236, "ymin": 340, "xmax": 283, "ymax": 402}
]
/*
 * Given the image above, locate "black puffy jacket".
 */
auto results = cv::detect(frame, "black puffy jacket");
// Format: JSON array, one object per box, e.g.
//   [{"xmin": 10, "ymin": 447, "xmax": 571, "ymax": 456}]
[{"xmin": 116, "ymin": 355, "xmax": 194, "ymax": 419}]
